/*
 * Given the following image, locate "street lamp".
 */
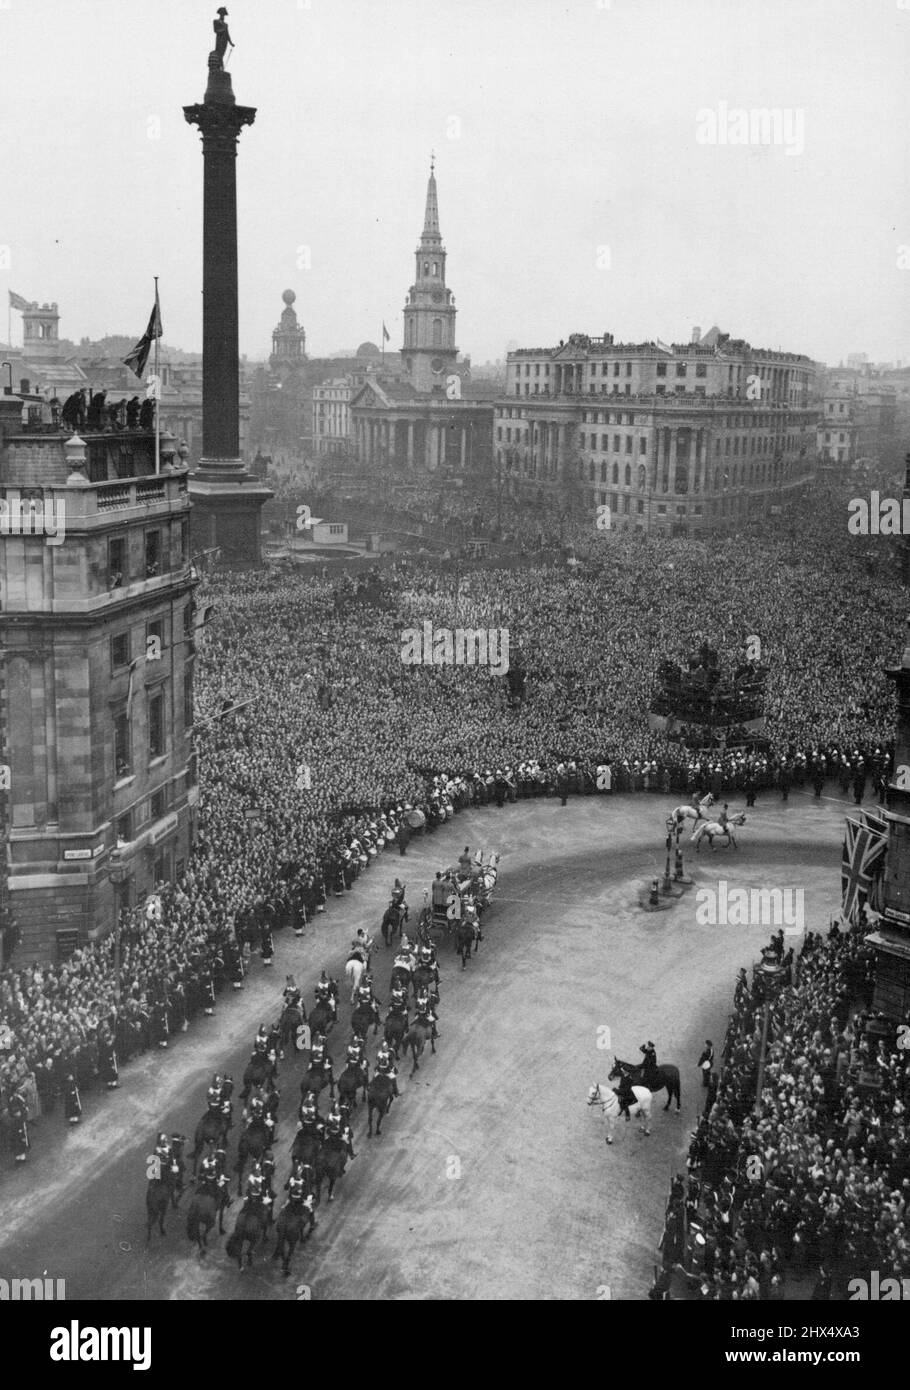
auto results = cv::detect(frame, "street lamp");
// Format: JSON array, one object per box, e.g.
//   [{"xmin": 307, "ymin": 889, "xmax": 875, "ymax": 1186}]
[{"xmin": 753, "ymin": 945, "xmax": 788, "ymax": 1118}]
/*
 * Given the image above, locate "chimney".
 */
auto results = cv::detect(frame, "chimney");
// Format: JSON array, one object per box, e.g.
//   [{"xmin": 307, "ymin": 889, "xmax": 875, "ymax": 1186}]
[{"xmin": 691, "ymin": 326, "xmax": 701, "ymax": 344}]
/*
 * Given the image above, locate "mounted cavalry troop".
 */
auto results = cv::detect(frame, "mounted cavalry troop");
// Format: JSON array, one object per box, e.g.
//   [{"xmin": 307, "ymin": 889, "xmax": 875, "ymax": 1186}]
[{"xmin": 141, "ymin": 847, "xmax": 501, "ymax": 1278}]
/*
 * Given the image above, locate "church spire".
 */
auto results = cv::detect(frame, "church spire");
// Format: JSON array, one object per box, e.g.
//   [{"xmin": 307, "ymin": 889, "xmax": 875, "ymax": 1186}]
[{"xmin": 421, "ymin": 155, "xmax": 441, "ymax": 244}]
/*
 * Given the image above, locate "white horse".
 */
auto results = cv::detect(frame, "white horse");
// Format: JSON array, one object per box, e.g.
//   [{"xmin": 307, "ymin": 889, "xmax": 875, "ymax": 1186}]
[
  {"xmin": 670, "ymin": 794, "xmax": 713, "ymax": 831},
  {"xmin": 344, "ymin": 939, "xmax": 373, "ymax": 1001},
  {"xmin": 691, "ymin": 812, "xmax": 746, "ymax": 852},
  {"xmin": 587, "ymin": 1082, "xmax": 653, "ymax": 1143}
]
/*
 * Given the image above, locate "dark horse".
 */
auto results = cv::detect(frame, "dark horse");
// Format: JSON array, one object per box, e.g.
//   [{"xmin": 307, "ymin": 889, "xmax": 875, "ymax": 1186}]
[
  {"xmin": 308, "ymin": 997, "xmax": 336, "ymax": 1040},
  {"xmin": 192, "ymin": 1110, "xmax": 228, "ymax": 1174},
  {"xmin": 367, "ymin": 1072, "xmax": 395, "ymax": 1136},
  {"xmin": 455, "ymin": 919, "xmax": 479, "ymax": 970},
  {"xmin": 384, "ymin": 1005, "xmax": 408, "ymax": 1059},
  {"xmin": 609, "ymin": 1057, "xmax": 682, "ymax": 1113},
  {"xmin": 381, "ymin": 899, "xmax": 408, "ymax": 947},
  {"xmin": 407, "ymin": 1015, "xmax": 435, "ymax": 1078},
  {"xmin": 226, "ymin": 1200, "xmax": 269, "ymax": 1270},
  {"xmin": 279, "ymin": 1001, "xmax": 307, "ymax": 1056},
  {"xmin": 241, "ymin": 1051, "xmax": 276, "ymax": 1100},
  {"xmin": 315, "ymin": 1138, "xmax": 349, "ymax": 1204},
  {"xmin": 236, "ymin": 1116, "xmax": 273, "ymax": 1193},
  {"xmin": 145, "ymin": 1176, "xmax": 172, "ymax": 1241},
  {"xmin": 272, "ymin": 1196, "xmax": 315, "ymax": 1276},
  {"xmin": 351, "ymin": 999, "xmax": 380, "ymax": 1039},
  {"xmin": 291, "ymin": 1122, "xmax": 323, "ymax": 1168},
  {"xmin": 186, "ymin": 1188, "xmax": 219, "ymax": 1255},
  {"xmin": 338, "ymin": 1061, "xmax": 369, "ymax": 1112}
]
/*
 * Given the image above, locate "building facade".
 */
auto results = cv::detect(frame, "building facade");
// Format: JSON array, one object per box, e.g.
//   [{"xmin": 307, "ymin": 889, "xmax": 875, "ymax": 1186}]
[
  {"xmin": 494, "ymin": 327, "xmax": 817, "ymax": 533},
  {"xmin": 313, "ymin": 377, "xmax": 356, "ymax": 457},
  {"xmin": 0, "ymin": 390, "xmax": 197, "ymax": 964}
]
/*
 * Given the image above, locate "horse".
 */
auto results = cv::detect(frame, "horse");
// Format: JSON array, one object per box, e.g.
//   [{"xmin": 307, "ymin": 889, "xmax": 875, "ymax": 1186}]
[
  {"xmin": 344, "ymin": 954, "xmax": 369, "ymax": 1003},
  {"xmin": 301, "ymin": 1053, "xmax": 335, "ymax": 1102},
  {"xmin": 185, "ymin": 1188, "xmax": 219, "ymax": 1255},
  {"xmin": 609, "ymin": 1056, "xmax": 682, "ymax": 1112},
  {"xmin": 455, "ymin": 919, "xmax": 479, "ymax": 969},
  {"xmin": 381, "ymin": 899, "xmax": 408, "ymax": 947},
  {"xmin": 291, "ymin": 1123, "xmax": 323, "ymax": 1168},
  {"xmin": 235, "ymin": 1116, "xmax": 273, "ymax": 1194},
  {"xmin": 671, "ymin": 794, "xmax": 713, "ymax": 834},
  {"xmin": 413, "ymin": 960, "xmax": 439, "ymax": 996},
  {"xmin": 587, "ymin": 1082, "xmax": 653, "ymax": 1143},
  {"xmin": 351, "ymin": 998, "xmax": 380, "ymax": 1039},
  {"xmin": 389, "ymin": 960, "xmax": 413, "ymax": 995},
  {"xmin": 367, "ymin": 1072, "xmax": 395, "ymax": 1136},
  {"xmin": 308, "ymin": 997, "xmax": 336, "ymax": 1040},
  {"xmin": 146, "ymin": 1178, "xmax": 171, "ymax": 1241},
  {"xmin": 225, "ymin": 1200, "xmax": 270, "ymax": 1270},
  {"xmin": 272, "ymin": 1197, "xmax": 315, "ymax": 1276},
  {"xmin": 279, "ymin": 1001, "xmax": 308, "ymax": 1056},
  {"xmin": 192, "ymin": 1110, "xmax": 228, "ymax": 1174},
  {"xmin": 337, "ymin": 1061, "xmax": 369, "ymax": 1111},
  {"xmin": 691, "ymin": 812, "xmax": 746, "ymax": 852},
  {"xmin": 384, "ymin": 1005, "xmax": 408, "ymax": 1059},
  {"xmin": 241, "ymin": 1050, "xmax": 277, "ymax": 1100},
  {"xmin": 407, "ymin": 1016, "xmax": 435, "ymax": 1077},
  {"xmin": 315, "ymin": 1138, "xmax": 349, "ymax": 1204}
]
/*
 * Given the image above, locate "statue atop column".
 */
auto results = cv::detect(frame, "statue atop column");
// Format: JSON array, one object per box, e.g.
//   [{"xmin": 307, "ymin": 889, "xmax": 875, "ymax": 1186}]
[{"xmin": 210, "ymin": 7, "xmax": 234, "ymax": 70}]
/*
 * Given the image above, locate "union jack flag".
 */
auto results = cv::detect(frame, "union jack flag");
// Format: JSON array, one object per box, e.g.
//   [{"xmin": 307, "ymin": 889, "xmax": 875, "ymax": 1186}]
[{"xmin": 841, "ymin": 809, "xmax": 888, "ymax": 924}]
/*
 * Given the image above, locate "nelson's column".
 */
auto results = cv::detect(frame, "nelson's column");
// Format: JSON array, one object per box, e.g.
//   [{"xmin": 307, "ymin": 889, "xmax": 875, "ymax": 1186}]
[{"xmin": 184, "ymin": 9, "xmax": 272, "ymax": 565}]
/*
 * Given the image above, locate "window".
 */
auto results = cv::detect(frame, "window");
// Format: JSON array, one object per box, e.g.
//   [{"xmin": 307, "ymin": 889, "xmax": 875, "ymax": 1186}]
[
  {"xmin": 625, "ymin": 437, "xmax": 633, "ymax": 454},
  {"xmin": 432, "ymin": 319, "xmax": 442, "ymax": 347},
  {"xmin": 656, "ymin": 362, "xmax": 667, "ymax": 377},
  {"xmin": 626, "ymin": 363, "xmax": 632, "ymax": 376},
  {"xmin": 108, "ymin": 536, "xmax": 126, "ymax": 590},
  {"xmin": 639, "ymin": 437, "xmax": 647, "ymax": 454},
  {"xmin": 111, "ymin": 632, "xmax": 130, "ymax": 670},
  {"xmin": 180, "ymin": 517, "xmax": 189, "ymax": 562},
  {"xmin": 601, "ymin": 434, "xmax": 608, "ymax": 450},
  {"xmin": 613, "ymin": 362, "xmax": 620, "ymax": 377},
  {"xmin": 115, "ymin": 810, "xmax": 133, "ymax": 845},
  {"xmin": 183, "ymin": 603, "xmax": 193, "ymax": 640},
  {"xmin": 114, "ymin": 705, "xmax": 131, "ymax": 778},
  {"xmin": 600, "ymin": 462, "xmax": 607, "ymax": 483},
  {"xmin": 145, "ymin": 529, "xmax": 161, "ymax": 579},
  {"xmin": 150, "ymin": 787, "xmax": 166, "ymax": 822},
  {"xmin": 432, "ymin": 261, "xmax": 438, "ymax": 275},
  {"xmin": 696, "ymin": 363, "xmax": 707, "ymax": 377},
  {"xmin": 624, "ymin": 464, "xmax": 631, "ymax": 486},
  {"xmin": 148, "ymin": 689, "xmax": 165, "ymax": 761},
  {"xmin": 613, "ymin": 435, "xmax": 620, "ymax": 452},
  {"xmin": 656, "ymin": 384, "xmax": 666, "ymax": 395},
  {"xmin": 612, "ymin": 462, "xmax": 619, "ymax": 484},
  {"xmin": 676, "ymin": 364, "xmax": 687, "ymax": 377}
]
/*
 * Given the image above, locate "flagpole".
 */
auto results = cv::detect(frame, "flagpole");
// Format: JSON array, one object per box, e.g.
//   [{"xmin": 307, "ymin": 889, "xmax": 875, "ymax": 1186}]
[{"xmin": 154, "ymin": 277, "xmax": 160, "ymax": 475}]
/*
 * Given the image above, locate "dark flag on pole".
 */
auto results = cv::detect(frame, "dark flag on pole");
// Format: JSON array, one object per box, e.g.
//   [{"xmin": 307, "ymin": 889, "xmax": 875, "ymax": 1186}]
[{"xmin": 123, "ymin": 289, "xmax": 163, "ymax": 380}]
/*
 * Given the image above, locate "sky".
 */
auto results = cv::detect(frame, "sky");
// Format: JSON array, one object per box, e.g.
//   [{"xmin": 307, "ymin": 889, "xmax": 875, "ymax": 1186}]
[{"xmin": 0, "ymin": 0, "xmax": 908, "ymax": 366}]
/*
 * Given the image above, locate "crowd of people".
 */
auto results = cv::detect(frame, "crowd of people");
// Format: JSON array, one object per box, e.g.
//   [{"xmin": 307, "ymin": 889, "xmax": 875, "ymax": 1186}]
[
  {"xmin": 0, "ymin": 494, "xmax": 906, "ymax": 1182},
  {"xmin": 662, "ymin": 922, "xmax": 910, "ymax": 1299}
]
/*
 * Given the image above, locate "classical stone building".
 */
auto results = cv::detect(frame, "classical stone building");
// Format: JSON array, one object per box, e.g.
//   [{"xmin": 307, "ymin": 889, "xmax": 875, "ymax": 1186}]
[
  {"xmin": 494, "ymin": 326, "xmax": 817, "ymax": 533},
  {"xmin": 0, "ymin": 390, "xmax": 197, "ymax": 964}
]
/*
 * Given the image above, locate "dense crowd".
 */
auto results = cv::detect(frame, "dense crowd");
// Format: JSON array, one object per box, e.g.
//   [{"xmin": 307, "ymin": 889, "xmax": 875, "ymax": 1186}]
[
  {"xmin": 0, "ymin": 503, "xmax": 906, "ymax": 1173},
  {"xmin": 664, "ymin": 923, "xmax": 910, "ymax": 1299}
]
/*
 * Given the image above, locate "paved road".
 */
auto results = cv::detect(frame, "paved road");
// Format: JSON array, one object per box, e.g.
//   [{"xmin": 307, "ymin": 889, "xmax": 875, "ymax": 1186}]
[{"xmin": 0, "ymin": 791, "xmax": 846, "ymax": 1300}]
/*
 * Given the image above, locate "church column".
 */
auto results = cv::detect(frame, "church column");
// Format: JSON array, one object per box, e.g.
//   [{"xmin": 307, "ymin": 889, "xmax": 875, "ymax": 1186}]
[
  {"xmin": 460, "ymin": 427, "xmax": 467, "ymax": 470},
  {"xmin": 439, "ymin": 423, "xmax": 447, "ymax": 470},
  {"xmin": 668, "ymin": 428, "xmax": 678, "ymax": 493},
  {"xmin": 699, "ymin": 429, "xmax": 709, "ymax": 494},
  {"xmin": 407, "ymin": 422, "xmax": 415, "ymax": 468}
]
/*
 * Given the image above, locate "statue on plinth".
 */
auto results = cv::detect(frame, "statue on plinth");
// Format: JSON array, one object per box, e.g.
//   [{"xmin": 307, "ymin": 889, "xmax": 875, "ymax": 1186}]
[{"xmin": 210, "ymin": 7, "xmax": 234, "ymax": 69}]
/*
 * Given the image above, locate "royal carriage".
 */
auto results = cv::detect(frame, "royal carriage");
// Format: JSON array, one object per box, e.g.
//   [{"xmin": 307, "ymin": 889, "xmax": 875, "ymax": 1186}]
[{"xmin": 419, "ymin": 853, "xmax": 500, "ymax": 942}]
